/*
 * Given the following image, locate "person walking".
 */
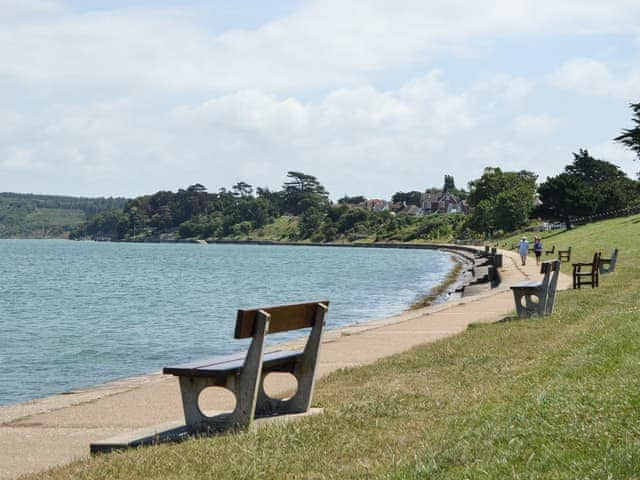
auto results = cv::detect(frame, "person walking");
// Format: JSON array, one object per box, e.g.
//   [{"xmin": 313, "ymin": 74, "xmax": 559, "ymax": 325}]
[
  {"xmin": 518, "ymin": 237, "xmax": 529, "ymax": 266},
  {"xmin": 533, "ymin": 236, "xmax": 543, "ymax": 266}
]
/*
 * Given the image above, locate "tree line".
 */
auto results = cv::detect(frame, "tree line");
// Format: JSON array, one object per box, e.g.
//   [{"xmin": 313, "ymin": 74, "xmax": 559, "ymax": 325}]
[{"xmin": 65, "ymin": 101, "xmax": 640, "ymax": 241}]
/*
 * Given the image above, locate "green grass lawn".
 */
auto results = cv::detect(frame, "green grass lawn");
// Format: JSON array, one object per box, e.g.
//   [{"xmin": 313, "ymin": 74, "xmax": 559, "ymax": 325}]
[{"xmin": 32, "ymin": 215, "xmax": 640, "ymax": 479}]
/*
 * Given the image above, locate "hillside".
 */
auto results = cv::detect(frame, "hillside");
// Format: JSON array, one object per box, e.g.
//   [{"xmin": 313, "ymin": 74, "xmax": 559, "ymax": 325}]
[
  {"xmin": 31, "ymin": 214, "xmax": 640, "ymax": 479},
  {"xmin": 0, "ymin": 193, "xmax": 126, "ymax": 238}
]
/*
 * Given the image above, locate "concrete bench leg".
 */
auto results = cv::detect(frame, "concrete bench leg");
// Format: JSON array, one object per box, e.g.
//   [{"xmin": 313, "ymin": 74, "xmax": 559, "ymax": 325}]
[
  {"xmin": 255, "ymin": 304, "xmax": 327, "ymax": 416},
  {"xmin": 178, "ymin": 311, "xmax": 270, "ymax": 433},
  {"xmin": 512, "ymin": 289, "xmax": 546, "ymax": 317}
]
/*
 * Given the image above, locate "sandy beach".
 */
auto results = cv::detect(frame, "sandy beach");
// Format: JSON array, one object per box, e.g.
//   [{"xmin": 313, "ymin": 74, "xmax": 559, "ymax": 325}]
[{"xmin": 0, "ymin": 248, "xmax": 571, "ymax": 479}]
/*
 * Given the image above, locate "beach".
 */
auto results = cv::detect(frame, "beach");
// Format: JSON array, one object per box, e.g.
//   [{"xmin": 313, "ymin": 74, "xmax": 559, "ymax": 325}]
[{"xmin": 0, "ymin": 248, "xmax": 571, "ymax": 479}]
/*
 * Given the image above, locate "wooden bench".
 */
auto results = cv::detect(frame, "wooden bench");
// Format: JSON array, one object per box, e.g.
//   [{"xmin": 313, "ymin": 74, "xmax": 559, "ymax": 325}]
[
  {"xmin": 599, "ymin": 248, "xmax": 619, "ymax": 274},
  {"xmin": 572, "ymin": 252, "xmax": 600, "ymax": 289},
  {"xmin": 545, "ymin": 245, "xmax": 555, "ymax": 256},
  {"xmin": 163, "ymin": 300, "xmax": 329, "ymax": 433},
  {"xmin": 558, "ymin": 246, "xmax": 571, "ymax": 262},
  {"xmin": 510, "ymin": 259, "xmax": 560, "ymax": 317}
]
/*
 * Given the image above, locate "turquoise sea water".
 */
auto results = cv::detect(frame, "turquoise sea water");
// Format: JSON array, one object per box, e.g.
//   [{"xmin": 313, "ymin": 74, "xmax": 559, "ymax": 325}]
[{"xmin": 0, "ymin": 240, "xmax": 453, "ymax": 406}]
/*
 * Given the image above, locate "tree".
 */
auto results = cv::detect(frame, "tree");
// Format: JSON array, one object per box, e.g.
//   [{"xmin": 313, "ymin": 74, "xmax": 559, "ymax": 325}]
[
  {"xmin": 283, "ymin": 171, "xmax": 328, "ymax": 195},
  {"xmin": 537, "ymin": 174, "xmax": 596, "ymax": 229},
  {"xmin": 614, "ymin": 102, "xmax": 640, "ymax": 168},
  {"xmin": 391, "ymin": 191, "xmax": 422, "ymax": 206},
  {"xmin": 443, "ymin": 175, "xmax": 455, "ymax": 193},
  {"xmin": 566, "ymin": 149, "xmax": 627, "ymax": 186},
  {"xmin": 338, "ymin": 195, "xmax": 366, "ymax": 205},
  {"xmin": 299, "ymin": 207, "xmax": 325, "ymax": 239},
  {"xmin": 281, "ymin": 171, "xmax": 329, "ymax": 215},
  {"xmin": 231, "ymin": 181, "xmax": 253, "ymax": 198},
  {"xmin": 466, "ymin": 168, "xmax": 537, "ymax": 235},
  {"xmin": 537, "ymin": 149, "xmax": 639, "ymax": 228}
]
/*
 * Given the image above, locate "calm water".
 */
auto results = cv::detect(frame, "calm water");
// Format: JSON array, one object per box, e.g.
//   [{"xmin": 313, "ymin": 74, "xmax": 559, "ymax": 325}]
[{"xmin": 0, "ymin": 240, "xmax": 453, "ymax": 406}]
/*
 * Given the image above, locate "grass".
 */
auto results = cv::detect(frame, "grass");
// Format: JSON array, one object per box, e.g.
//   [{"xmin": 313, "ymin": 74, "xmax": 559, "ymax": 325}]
[
  {"xmin": 250, "ymin": 216, "xmax": 300, "ymax": 241},
  {"xmin": 29, "ymin": 214, "xmax": 640, "ymax": 479}
]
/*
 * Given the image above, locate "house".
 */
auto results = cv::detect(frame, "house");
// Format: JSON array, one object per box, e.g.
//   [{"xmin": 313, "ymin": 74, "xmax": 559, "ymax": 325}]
[
  {"xmin": 365, "ymin": 199, "xmax": 390, "ymax": 212},
  {"xmin": 421, "ymin": 190, "xmax": 469, "ymax": 214},
  {"xmin": 405, "ymin": 204, "xmax": 423, "ymax": 216}
]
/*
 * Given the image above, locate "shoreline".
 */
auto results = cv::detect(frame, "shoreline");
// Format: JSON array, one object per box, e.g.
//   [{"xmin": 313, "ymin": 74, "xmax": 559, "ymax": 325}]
[
  {"xmin": 0, "ymin": 247, "xmax": 541, "ymax": 480},
  {"xmin": 0, "ymin": 245, "xmax": 483, "ymax": 417}
]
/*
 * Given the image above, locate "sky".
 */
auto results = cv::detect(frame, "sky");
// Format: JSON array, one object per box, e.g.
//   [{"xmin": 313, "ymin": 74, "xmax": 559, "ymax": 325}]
[{"xmin": 1, "ymin": 0, "xmax": 639, "ymax": 200}]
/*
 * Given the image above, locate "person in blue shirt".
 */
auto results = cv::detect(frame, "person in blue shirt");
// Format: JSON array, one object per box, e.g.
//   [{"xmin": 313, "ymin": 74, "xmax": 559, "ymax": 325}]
[
  {"xmin": 533, "ymin": 236, "xmax": 543, "ymax": 266},
  {"xmin": 518, "ymin": 237, "xmax": 529, "ymax": 266}
]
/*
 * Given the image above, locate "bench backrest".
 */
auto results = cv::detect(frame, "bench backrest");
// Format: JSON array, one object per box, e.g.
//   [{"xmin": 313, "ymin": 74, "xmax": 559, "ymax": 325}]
[
  {"xmin": 542, "ymin": 259, "xmax": 561, "ymax": 315},
  {"xmin": 540, "ymin": 259, "xmax": 555, "ymax": 274},
  {"xmin": 235, "ymin": 300, "xmax": 329, "ymax": 338},
  {"xmin": 540, "ymin": 259, "xmax": 559, "ymax": 286},
  {"xmin": 591, "ymin": 251, "xmax": 601, "ymax": 269}
]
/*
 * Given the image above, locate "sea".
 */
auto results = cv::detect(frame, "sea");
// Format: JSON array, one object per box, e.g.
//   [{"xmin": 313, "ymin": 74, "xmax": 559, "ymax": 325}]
[{"xmin": 0, "ymin": 240, "xmax": 454, "ymax": 406}]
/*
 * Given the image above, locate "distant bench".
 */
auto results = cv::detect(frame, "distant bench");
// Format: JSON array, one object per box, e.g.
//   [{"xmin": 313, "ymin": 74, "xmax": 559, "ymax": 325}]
[
  {"xmin": 599, "ymin": 248, "xmax": 619, "ymax": 275},
  {"xmin": 558, "ymin": 246, "xmax": 572, "ymax": 262},
  {"xmin": 510, "ymin": 259, "xmax": 560, "ymax": 317},
  {"xmin": 572, "ymin": 252, "xmax": 600, "ymax": 289},
  {"xmin": 164, "ymin": 300, "xmax": 329, "ymax": 433}
]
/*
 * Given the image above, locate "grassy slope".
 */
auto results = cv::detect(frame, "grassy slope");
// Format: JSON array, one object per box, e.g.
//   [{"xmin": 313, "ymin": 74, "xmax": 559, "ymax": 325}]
[
  {"xmin": 25, "ymin": 208, "xmax": 85, "ymax": 228},
  {"xmin": 0, "ymin": 207, "xmax": 85, "ymax": 237},
  {"xmin": 32, "ymin": 215, "xmax": 640, "ymax": 479}
]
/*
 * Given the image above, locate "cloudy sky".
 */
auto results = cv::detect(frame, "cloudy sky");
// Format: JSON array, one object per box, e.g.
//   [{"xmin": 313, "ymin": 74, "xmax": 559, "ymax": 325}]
[{"xmin": 1, "ymin": 0, "xmax": 639, "ymax": 199}]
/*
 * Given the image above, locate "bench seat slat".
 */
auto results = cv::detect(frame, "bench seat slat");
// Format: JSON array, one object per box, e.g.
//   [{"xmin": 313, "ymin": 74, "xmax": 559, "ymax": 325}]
[
  {"xmin": 511, "ymin": 281, "xmax": 542, "ymax": 289},
  {"xmin": 163, "ymin": 350, "xmax": 302, "ymax": 376},
  {"xmin": 163, "ymin": 352, "xmax": 247, "ymax": 372}
]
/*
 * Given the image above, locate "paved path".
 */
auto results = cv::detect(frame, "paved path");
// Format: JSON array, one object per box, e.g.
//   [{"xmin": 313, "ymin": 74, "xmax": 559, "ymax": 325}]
[{"xmin": 0, "ymin": 249, "xmax": 570, "ymax": 479}]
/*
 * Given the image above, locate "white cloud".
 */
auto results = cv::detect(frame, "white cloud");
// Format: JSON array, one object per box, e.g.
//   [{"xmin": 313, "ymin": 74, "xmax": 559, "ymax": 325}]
[
  {"xmin": 176, "ymin": 71, "xmax": 476, "ymax": 144},
  {"xmin": 177, "ymin": 91, "xmax": 309, "ymax": 136},
  {"xmin": 0, "ymin": 146, "xmax": 37, "ymax": 171},
  {"xmin": 0, "ymin": 1, "xmax": 639, "ymax": 92},
  {"xmin": 474, "ymin": 75, "xmax": 534, "ymax": 106},
  {"xmin": 513, "ymin": 114, "xmax": 559, "ymax": 137},
  {"xmin": 2, "ymin": 1, "xmax": 640, "ymax": 196},
  {"xmin": 0, "ymin": 0, "xmax": 64, "ymax": 19},
  {"xmin": 319, "ymin": 86, "xmax": 411, "ymax": 129},
  {"xmin": 549, "ymin": 58, "xmax": 640, "ymax": 98}
]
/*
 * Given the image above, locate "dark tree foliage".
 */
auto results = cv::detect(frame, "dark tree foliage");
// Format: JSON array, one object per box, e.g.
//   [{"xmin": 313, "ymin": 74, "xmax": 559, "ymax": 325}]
[
  {"xmin": 537, "ymin": 149, "xmax": 640, "ymax": 228},
  {"xmin": 283, "ymin": 171, "xmax": 328, "ymax": 195},
  {"xmin": 338, "ymin": 195, "xmax": 366, "ymax": 205},
  {"xmin": 391, "ymin": 191, "xmax": 422, "ymax": 206},
  {"xmin": 466, "ymin": 168, "xmax": 537, "ymax": 236},
  {"xmin": 537, "ymin": 174, "xmax": 596, "ymax": 229},
  {"xmin": 566, "ymin": 149, "xmax": 627, "ymax": 185},
  {"xmin": 73, "ymin": 173, "xmax": 333, "ymax": 240},
  {"xmin": 614, "ymin": 102, "xmax": 640, "ymax": 172},
  {"xmin": 232, "ymin": 182, "xmax": 254, "ymax": 198},
  {"xmin": 443, "ymin": 175, "xmax": 455, "ymax": 192},
  {"xmin": 281, "ymin": 171, "xmax": 330, "ymax": 215},
  {"xmin": 299, "ymin": 207, "xmax": 326, "ymax": 239}
]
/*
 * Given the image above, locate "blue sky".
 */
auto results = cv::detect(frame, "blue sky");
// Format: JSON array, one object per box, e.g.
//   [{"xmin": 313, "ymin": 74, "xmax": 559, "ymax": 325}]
[{"xmin": 1, "ymin": 0, "xmax": 639, "ymax": 199}]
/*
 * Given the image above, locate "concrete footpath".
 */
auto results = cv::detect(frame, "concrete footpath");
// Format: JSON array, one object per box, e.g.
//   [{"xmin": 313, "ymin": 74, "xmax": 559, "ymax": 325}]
[{"xmin": 0, "ymin": 249, "xmax": 571, "ymax": 479}]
